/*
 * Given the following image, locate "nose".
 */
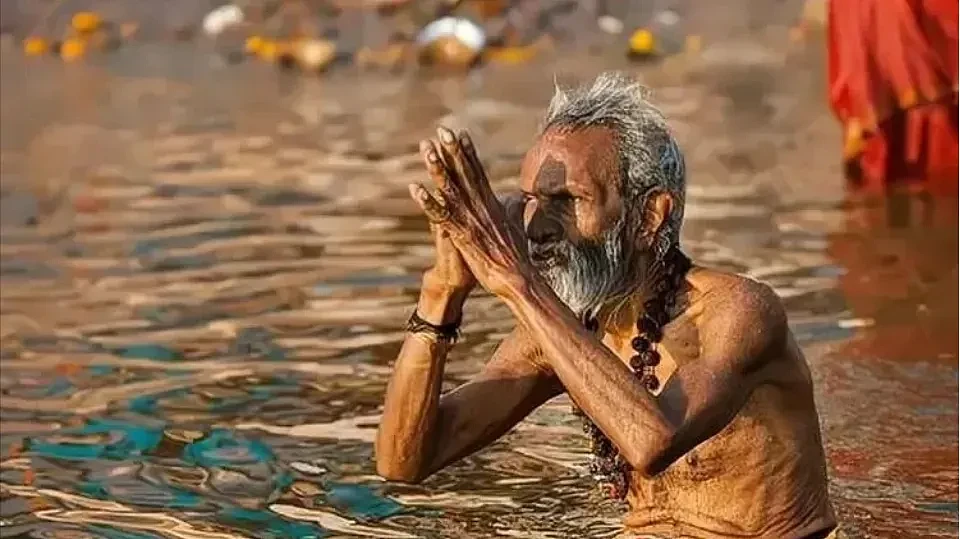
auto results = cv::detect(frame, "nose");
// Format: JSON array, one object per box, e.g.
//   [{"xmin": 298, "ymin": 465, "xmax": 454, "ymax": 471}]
[{"xmin": 525, "ymin": 205, "xmax": 564, "ymax": 245}]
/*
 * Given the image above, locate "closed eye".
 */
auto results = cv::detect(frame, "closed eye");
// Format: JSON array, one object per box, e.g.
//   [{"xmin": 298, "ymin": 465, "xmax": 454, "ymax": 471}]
[{"xmin": 522, "ymin": 190, "xmax": 580, "ymax": 209}]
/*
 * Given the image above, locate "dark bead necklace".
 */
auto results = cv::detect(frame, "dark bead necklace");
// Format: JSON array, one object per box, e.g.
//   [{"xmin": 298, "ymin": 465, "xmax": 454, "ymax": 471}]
[{"xmin": 575, "ymin": 246, "xmax": 692, "ymax": 500}]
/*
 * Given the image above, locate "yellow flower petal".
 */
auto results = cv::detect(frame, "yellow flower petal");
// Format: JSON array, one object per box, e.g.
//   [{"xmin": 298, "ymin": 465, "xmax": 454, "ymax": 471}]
[
  {"xmin": 485, "ymin": 45, "xmax": 537, "ymax": 64},
  {"xmin": 60, "ymin": 38, "xmax": 87, "ymax": 61},
  {"xmin": 23, "ymin": 37, "xmax": 50, "ymax": 56},
  {"xmin": 245, "ymin": 35, "xmax": 265, "ymax": 54},
  {"xmin": 72, "ymin": 12, "xmax": 102, "ymax": 34},
  {"xmin": 629, "ymin": 29, "xmax": 656, "ymax": 54}
]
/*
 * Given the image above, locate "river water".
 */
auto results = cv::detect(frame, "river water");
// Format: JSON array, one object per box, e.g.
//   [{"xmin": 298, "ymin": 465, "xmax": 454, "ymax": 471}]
[{"xmin": 0, "ymin": 40, "xmax": 956, "ymax": 539}]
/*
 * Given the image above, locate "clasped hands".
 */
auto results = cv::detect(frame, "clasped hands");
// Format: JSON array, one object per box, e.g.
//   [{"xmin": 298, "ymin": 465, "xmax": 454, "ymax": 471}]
[{"xmin": 409, "ymin": 127, "xmax": 533, "ymax": 301}]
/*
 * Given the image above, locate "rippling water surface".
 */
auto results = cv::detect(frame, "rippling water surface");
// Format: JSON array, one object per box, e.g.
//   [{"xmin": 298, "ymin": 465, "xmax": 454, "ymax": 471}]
[{"xmin": 0, "ymin": 45, "xmax": 957, "ymax": 539}]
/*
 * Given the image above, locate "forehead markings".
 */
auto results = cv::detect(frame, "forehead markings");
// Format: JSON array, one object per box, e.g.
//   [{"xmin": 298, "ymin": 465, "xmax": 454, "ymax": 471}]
[{"xmin": 533, "ymin": 155, "xmax": 567, "ymax": 194}]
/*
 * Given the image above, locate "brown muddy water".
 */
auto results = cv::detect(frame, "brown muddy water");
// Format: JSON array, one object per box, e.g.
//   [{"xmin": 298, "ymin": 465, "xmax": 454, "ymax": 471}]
[{"xmin": 0, "ymin": 40, "xmax": 957, "ymax": 539}]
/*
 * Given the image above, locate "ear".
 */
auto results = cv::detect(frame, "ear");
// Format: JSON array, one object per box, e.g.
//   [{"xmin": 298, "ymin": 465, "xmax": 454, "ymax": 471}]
[{"xmin": 641, "ymin": 190, "xmax": 673, "ymax": 244}]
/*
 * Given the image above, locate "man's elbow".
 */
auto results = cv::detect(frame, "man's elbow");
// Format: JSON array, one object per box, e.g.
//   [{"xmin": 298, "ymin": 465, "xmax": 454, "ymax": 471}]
[{"xmin": 623, "ymin": 434, "xmax": 680, "ymax": 479}]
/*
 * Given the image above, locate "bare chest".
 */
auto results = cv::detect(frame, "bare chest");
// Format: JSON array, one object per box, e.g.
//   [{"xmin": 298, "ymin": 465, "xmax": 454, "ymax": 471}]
[
  {"xmin": 601, "ymin": 313, "xmax": 701, "ymax": 392},
  {"xmin": 623, "ymin": 382, "xmax": 831, "ymax": 535}
]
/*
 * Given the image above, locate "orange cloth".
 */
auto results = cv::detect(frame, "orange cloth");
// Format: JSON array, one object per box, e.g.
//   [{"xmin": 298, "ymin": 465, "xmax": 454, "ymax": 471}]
[{"xmin": 827, "ymin": 0, "xmax": 959, "ymax": 194}]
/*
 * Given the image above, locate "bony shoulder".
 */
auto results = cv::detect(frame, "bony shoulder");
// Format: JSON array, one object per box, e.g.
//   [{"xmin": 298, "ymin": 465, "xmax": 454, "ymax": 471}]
[
  {"xmin": 694, "ymin": 271, "xmax": 790, "ymax": 361},
  {"xmin": 685, "ymin": 267, "xmax": 789, "ymax": 329},
  {"xmin": 693, "ymin": 269, "xmax": 784, "ymax": 313},
  {"xmin": 720, "ymin": 274, "xmax": 788, "ymax": 327}
]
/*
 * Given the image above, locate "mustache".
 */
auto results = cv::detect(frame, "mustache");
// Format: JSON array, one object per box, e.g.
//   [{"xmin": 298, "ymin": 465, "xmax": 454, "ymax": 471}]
[{"xmin": 529, "ymin": 243, "xmax": 565, "ymax": 265}]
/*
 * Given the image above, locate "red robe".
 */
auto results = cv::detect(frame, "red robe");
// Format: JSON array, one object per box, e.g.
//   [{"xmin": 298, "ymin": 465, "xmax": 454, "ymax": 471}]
[{"xmin": 827, "ymin": 0, "xmax": 959, "ymax": 195}]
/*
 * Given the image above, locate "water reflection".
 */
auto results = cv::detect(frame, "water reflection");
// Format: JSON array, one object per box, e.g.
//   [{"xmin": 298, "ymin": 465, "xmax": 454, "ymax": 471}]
[
  {"xmin": 1, "ymin": 46, "xmax": 957, "ymax": 538},
  {"xmin": 817, "ymin": 194, "xmax": 958, "ymax": 538}
]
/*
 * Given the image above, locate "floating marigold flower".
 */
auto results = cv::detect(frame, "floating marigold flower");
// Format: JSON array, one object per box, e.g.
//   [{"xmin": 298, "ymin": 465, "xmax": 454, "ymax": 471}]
[
  {"xmin": 23, "ymin": 36, "xmax": 50, "ymax": 56},
  {"xmin": 71, "ymin": 12, "xmax": 102, "ymax": 34},
  {"xmin": 628, "ymin": 29, "xmax": 657, "ymax": 58},
  {"xmin": 257, "ymin": 40, "xmax": 278, "ymax": 61},
  {"xmin": 485, "ymin": 44, "xmax": 538, "ymax": 64},
  {"xmin": 245, "ymin": 35, "xmax": 265, "ymax": 55},
  {"xmin": 60, "ymin": 37, "xmax": 87, "ymax": 61}
]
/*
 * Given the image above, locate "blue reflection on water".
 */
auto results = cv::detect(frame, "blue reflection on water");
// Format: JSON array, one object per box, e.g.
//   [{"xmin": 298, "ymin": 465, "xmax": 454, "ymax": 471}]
[
  {"xmin": 220, "ymin": 507, "xmax": 329, "ymax": 539},
  {"xmin": 325, "ymin": 482, "xmax": 405, "ymax": 520},
  {"xmin": 19, "ymin": 389, "xmax": 404, "ymax": 533},
  {"xmin": 77, "ymin": 481, "xmax": 205, "ymax": 509},
  {"xmin": 114, "ymin": 343, "xmax": 182, "ymax": 362},
  {"xmin": 28, "ymin": 419, "xmax": 162, "ymax": 461},
  {"xmin": 183, "ymin": 429, "xmax": 275, "ymax": 467}
]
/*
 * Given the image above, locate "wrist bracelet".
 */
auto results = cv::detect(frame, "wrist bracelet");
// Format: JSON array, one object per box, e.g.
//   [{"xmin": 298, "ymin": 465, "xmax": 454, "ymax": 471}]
[{"xmin": 405, "ymin": 310, "xmax": 461, "ymax": 344}]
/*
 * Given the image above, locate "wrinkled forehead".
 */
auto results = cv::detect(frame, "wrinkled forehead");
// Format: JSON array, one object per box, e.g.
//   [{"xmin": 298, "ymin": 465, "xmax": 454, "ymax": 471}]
[{"xmin": 519, "ymin": 127, "xmax": 621, "ymax": 194}]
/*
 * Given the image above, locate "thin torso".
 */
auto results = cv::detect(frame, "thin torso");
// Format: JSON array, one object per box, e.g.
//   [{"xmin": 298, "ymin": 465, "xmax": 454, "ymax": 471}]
[{"xmin": 603, "ymin": 270, "xmax": 837, "ymax": 538}]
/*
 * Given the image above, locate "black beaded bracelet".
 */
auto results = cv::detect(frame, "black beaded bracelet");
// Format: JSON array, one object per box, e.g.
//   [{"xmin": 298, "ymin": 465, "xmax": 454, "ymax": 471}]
[{"xmin": 405, "ymin": 310, "xmax": 461, "ymax": 343}]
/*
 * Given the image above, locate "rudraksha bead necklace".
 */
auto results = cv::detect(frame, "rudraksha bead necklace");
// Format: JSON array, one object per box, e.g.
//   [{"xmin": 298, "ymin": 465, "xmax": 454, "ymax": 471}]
[{"xmin": 574, "ymin": 246, "xmax": 692, "ymax": 500}]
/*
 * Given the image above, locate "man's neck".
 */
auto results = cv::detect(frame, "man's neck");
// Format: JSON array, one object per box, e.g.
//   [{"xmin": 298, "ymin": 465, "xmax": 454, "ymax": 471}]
[
  {"xmin": 597, "ymin": 288, "xmax": 655, "ymax": 340},
  {"xmin": 596, "ymin": 251, "xmax": 694, "ymax": 341}
]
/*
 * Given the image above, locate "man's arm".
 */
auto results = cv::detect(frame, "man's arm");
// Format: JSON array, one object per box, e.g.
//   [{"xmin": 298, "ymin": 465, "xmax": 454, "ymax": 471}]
[
  {"xmin": 404, "ymin": 127, "xmax": 786, "ymax": 478},
  {"xmin": 505, "ymin": 277, "xmax": 786, "ymax": 477},
  {"xmin": 375, "ymin": 308, "xmax": 561, "ymax": 483}
]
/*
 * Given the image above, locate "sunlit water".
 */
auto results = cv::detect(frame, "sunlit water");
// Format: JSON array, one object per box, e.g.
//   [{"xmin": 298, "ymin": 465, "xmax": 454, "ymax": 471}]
[{"xmin": 0, "ymin": 43, "xmax": 956, "ymax": 539}]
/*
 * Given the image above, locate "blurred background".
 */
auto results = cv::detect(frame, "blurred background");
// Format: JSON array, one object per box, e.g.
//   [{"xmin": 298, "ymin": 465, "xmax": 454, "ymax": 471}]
[{"xmin": 0, "ymin": 1, "xmax": 956, "ymax": 538}]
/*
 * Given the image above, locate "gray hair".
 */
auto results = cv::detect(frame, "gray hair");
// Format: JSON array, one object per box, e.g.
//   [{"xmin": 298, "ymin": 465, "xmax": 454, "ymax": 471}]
[{"xmin": 541, "ymin": 72, "xmax": 686, "ymax": 259}]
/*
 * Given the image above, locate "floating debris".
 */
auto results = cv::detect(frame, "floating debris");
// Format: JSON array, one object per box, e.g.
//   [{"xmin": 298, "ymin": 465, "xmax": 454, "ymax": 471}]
[
  {"xmin": 597, "ymin": 15, "xmax": 624, "ymax": 35},
  {"xmin": 245, "ymin": 34, "xmax": 267, "ymax": 56},
  {"xmin": 60, "ymin": 37, "xmax": 87, "ymax": 61},
  {"xmin": 653, "ymin": 9, "xmax": 681, "ymax": 28},
  {"xmin": 71, "ymin": 12, "xmax": 103, "ymax": 35},
  {"xmin": 203, "ymin": 4, "xmax": 245, "ymax": 37},
  {"xmin": 484, "ymin": 36, "xmax": 549, "ymax": 65},
  {"xmin": 292, "ymin": 39, "xmax": 338, "ymax": 73},
  {"xmin": 416, "ymin": 16, "xmax": 486, "ymax": 68},
  {"xmin": 627, "ymin": 28, "xmax": 657, "ymax": 60},
  {"xmin": 22, "ymin": 37, "xmax": 50, "ymax": 56}
]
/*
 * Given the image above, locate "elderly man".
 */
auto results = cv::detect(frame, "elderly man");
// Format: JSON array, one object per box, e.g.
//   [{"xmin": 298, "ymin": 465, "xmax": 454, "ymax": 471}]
[{"xmin": 376, "ymin": 72, "xmax": 837, "ymax": 538}]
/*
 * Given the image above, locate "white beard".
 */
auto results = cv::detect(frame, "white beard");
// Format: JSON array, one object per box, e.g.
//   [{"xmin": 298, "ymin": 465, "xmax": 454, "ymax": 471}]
[{"xmin": 535, "ymin": 217, "xmax": 629, "ymax": 319}]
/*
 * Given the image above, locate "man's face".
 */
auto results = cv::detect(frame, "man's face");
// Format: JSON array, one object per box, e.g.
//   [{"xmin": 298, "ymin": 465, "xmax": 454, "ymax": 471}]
[{"xmin": 519, "ymin": 127, "xmax": 630, "ymax": 317}]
